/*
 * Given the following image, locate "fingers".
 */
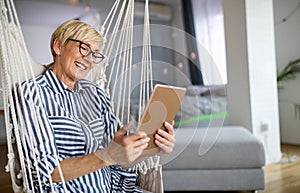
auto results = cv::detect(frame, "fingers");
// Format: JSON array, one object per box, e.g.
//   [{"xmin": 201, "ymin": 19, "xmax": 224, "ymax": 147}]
[
  {"xmin": 117, "ymin": 130, "xmax": 149, "ymax": 148},
  {"xmin": 103, "ymin": 121, "xmax": 176, "ymax": 166},
  {"xmin": 126, "ymin": 131, "xmax": 148, "ymax": 141},
  {"xmin": 155, "ymin": 130, "xmax": 175, "ymax": 147},
  {"xmin": 133, "ymin": 136, "xmax": 150, "ymax": 148},
  {"xmin": 113, "ymin": 123, "xmax": 150, "ymax": 156},
  {"xmin": 97, "ymin": 137, "xmax": 148, "ymax": 166},
  {"xmin": 163, "ymin": 121, "xmax": 175, "ymax": 136},
  {"xmin": 161, "ymin": 122, "xmax": 176, "ymax": 142},
  {"xmin": 114, "ymin": 122, "xmax": 132, "ymax": 137},
  {"xmin": 155, "ymin": 136, "xmax": 174, "ymax": 154},
  {"xmin": 116, "ymin": 122, "xmax": 148, "ymax": 139},
  {"xmin": 155, "ymin": 121, "xmax": 176, "ymax": 155}
]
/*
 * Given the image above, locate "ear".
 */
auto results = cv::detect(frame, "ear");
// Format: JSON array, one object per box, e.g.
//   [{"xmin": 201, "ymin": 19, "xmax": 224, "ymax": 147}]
[{"xmin": 53, "ymin": 38, "xmax": 61, "ymax": 56}]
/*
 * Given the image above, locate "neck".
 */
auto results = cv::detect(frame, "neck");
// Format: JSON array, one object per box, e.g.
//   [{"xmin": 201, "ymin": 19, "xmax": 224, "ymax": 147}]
[{"xmin": 52, "ymin": 64, "xmax": 75, "ymax": 89}]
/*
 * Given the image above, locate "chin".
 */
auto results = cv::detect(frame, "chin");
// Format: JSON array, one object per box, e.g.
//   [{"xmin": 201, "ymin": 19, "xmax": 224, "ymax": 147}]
[{"xmin": 74, "ymin": 71, "xmax": 90, "ymax": 80}]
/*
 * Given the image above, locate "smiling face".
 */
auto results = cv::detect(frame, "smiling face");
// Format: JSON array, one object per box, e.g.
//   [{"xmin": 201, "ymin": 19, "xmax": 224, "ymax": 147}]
[
  {"xmin": 50, "ymin": 20, "xmax": 104, "ymax": 89},
  {"xmin": 52, "ymin": 38, "xmax": 100, "ymax": 88}
]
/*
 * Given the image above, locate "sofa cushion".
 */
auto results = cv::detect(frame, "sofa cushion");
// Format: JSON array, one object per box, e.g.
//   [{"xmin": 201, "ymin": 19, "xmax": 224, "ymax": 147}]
[{"xmin": 161, "ymin": 126, "xmax": 265, "ymax": 169}]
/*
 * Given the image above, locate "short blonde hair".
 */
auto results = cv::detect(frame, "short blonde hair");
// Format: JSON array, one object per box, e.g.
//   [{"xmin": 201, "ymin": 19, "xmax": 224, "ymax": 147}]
[{"xmin": 50, "ymin": 20, "xmax": 103, "ymax": 59}]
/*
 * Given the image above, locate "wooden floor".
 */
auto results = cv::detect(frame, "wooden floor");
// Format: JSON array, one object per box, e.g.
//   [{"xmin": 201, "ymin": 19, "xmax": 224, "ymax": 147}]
[
  {"xmin": 259, "ymin": 144, "xmax": 300, "ymax": 193},
  {"xmin": 0, "ymin": 144, "xmax": 300, "ymax": 193},
  {"xmin": 0, "ymin": 143, "xmax": 13, "ymax": 193}
]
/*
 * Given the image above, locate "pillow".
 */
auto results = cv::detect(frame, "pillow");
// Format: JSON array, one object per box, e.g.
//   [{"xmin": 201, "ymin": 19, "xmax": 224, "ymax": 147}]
[{"xmin": 174, "ymin": 94, "xmax": 228, "ymax": 128}]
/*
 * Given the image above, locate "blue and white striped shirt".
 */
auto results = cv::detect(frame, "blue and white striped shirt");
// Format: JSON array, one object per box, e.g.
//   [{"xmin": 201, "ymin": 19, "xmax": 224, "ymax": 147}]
[{"xmin": 20, "ymin": 69, "xmax": 142, "ymax": 193}]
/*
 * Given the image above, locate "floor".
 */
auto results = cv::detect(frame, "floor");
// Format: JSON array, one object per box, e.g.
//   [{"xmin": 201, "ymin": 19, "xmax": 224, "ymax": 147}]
[
  {"xmin": 0, "ymin": 143, "xmax": 14, "ymax": 193},
  {"xmin": 259, "ymin": 144, "xmax": 300, "ymax": 193},
  {"xmin": 0, "ymin": 144, "xmax": 300, "ymax": 193}
]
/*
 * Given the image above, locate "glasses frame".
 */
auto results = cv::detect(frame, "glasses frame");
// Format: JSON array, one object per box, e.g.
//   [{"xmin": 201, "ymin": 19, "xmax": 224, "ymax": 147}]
[{"xmin": 67, "ymin": 38, "xmax": 105, "ymax": 64}]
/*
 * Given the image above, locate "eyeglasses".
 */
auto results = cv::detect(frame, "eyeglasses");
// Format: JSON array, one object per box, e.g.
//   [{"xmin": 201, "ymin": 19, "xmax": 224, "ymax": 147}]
[{"xmin": 67, "ymin": 38, "xmax": 105, "ymax": 64}]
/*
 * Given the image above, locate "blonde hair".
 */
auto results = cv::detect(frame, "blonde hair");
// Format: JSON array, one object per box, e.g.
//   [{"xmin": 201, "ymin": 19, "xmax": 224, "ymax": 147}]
[{"xmin": 50, "ymin": 20, "xmax": 103, "ymax": 59}]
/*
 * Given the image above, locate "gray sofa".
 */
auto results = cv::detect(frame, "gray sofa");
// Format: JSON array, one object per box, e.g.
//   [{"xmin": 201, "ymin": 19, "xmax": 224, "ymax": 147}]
[{"xmin": 161, "ymin": 126, "xmax": 265, "ymax": 192}]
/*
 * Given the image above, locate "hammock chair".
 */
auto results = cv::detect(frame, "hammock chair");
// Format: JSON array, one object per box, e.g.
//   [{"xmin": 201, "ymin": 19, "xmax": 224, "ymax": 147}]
[{"xmin": 0, "ymin": 0, "xmax": 162, "ymax": 192}]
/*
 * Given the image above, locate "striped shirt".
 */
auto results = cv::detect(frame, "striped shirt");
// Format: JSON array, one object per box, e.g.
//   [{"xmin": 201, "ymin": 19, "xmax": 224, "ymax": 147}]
[{"xmin": 19, "ymin": 69, "xmax": 142, "ymax": 193}]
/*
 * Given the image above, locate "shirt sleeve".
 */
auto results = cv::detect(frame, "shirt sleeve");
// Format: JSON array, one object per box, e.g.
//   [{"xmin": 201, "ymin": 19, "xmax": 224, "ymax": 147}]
[
  {"xmin": 96, "ymin": 87, "xmax": 117, "ymax": 148},
  {"xmin": 19, "ymin": 82, "xmax": 64, "ymax": 190}
]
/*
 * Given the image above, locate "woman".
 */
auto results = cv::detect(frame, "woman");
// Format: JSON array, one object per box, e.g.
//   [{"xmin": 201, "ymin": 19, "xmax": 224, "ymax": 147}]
[{"xmin": 19, "ymin": 20, "xmax": 175, "ymax": 192}]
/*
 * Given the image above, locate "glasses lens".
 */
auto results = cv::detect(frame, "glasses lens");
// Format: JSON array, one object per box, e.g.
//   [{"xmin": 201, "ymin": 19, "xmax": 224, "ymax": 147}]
[
  {"xmin": 73, "ymin": 39, "xmax": 104, "ymax": 64},
  {"xmin": 79, "ymin": 43, "xmax": 90, "ymax": 56},
  {"xmin": 93, "ymin": 52, "xmax": 105, "ymax": 63}
]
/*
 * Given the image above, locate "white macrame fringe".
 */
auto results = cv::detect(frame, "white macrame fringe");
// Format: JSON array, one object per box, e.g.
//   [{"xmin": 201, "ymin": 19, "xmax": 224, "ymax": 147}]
[{"xmin": 134, "ymin": 156, "xmax": 160, "ymax": 174}]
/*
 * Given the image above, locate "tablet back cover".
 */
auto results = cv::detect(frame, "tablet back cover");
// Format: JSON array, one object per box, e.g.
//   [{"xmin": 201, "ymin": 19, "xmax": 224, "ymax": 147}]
[{"xmin": 137, "ymin": 84, "xmax": 186, "ymax": 150}]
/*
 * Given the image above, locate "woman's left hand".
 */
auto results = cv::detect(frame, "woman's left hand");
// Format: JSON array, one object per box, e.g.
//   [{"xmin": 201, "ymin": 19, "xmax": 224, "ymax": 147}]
[{"xmin": 155, "ymin": 121, "xmax": 176, "ymax": 155}]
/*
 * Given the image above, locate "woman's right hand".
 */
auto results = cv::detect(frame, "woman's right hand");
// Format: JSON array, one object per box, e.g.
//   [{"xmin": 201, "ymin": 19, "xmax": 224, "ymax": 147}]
[{"xmin": 94, "ymin": 122, "xmax": 150, "ymax": 166}]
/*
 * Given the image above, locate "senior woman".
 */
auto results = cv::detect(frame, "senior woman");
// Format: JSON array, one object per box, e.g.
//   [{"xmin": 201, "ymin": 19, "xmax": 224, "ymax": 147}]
[{"xmin": 19, "ymin": 20, "xmax": 175, "ymax": 192}]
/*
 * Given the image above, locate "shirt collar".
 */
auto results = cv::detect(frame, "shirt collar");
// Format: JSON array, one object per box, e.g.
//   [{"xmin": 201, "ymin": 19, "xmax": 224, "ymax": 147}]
[
  {"xmin": 44, "ymin": 69, "xmax": 78, "ymax": 94},
  {"xmin": 74, "ymin": 81, "xmax": 84, "ymax": 93}
]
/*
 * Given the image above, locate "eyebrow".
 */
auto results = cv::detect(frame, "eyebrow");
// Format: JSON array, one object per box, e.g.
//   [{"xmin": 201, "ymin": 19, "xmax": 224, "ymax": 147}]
[{"xmin": 76, "ymin": 40, "xmax": 100, "ymax": 52}]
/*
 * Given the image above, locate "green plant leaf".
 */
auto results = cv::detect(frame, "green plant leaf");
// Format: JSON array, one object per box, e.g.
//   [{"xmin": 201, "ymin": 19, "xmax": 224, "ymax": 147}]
[
  {"xmin": 277, "ymin": 58, "xmax": 300, "ymax": 83},
  {"xmin": 277, "ymin": 58, "xmax": 300, "ymax": 119}
]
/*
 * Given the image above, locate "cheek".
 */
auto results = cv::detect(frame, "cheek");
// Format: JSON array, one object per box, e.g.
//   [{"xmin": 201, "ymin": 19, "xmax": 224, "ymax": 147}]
[
  {"xmin": 63, "ymin": 45, "xmax": 81, "ymax": 59},
  {"xmin": 71, "ymin": 50, "xmax": 82, "ymax": 59},
  {"xmin": 90, "ymin": 63, "xmax": 96, "ymax": 69}
]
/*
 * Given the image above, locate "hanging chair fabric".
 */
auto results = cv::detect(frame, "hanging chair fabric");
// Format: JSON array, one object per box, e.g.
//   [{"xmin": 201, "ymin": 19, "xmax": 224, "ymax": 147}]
[
  {"xmin": 0, "ymin": 0, "xmax": 164, "ymax": 192},
  {"xmin": 136, "ymin": 156, "xmax": 163, "ymax": 193},
  {"xmin": 137, "ymin": 164, "xmax": 163, "ymax": 193}
]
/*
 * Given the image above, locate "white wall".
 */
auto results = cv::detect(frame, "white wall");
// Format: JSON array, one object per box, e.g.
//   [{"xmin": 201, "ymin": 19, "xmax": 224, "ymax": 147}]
[
  {"xmin": 274, "ymin": 0, "xmax": 300, "ymax": 69},
  {"xmin": 273, "ymin": 0, "xmax": 300, "ymax": 144},
  {"xmin": 15, "ymin": 0, "xmax": 101, "ymax": 64},
  {"xmin": 224, "ymin": 0, "xmax": 281, "ymax": 164},
  {"xmin": 246, "ymin": 0, "xmax": 281, "ymax": 163},
  {"xmin": 22, "ymin": 25, "xmax": 54, "ymax": 64},
  {"xmin": 223, "ymin": 0, "xmax": 252, "ymax": 135}
]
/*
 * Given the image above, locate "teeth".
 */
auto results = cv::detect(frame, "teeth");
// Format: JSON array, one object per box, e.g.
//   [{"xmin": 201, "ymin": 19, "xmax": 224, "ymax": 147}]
[{"xmin": 75, "ymin": 62, "xmax": 87, "ymax": 70}]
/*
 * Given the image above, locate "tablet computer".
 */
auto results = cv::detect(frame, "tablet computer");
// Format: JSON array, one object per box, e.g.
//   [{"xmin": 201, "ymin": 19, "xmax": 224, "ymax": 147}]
[{"xmin": 136, "ymin": 84, "xmax": 186, "ymax": 151}]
